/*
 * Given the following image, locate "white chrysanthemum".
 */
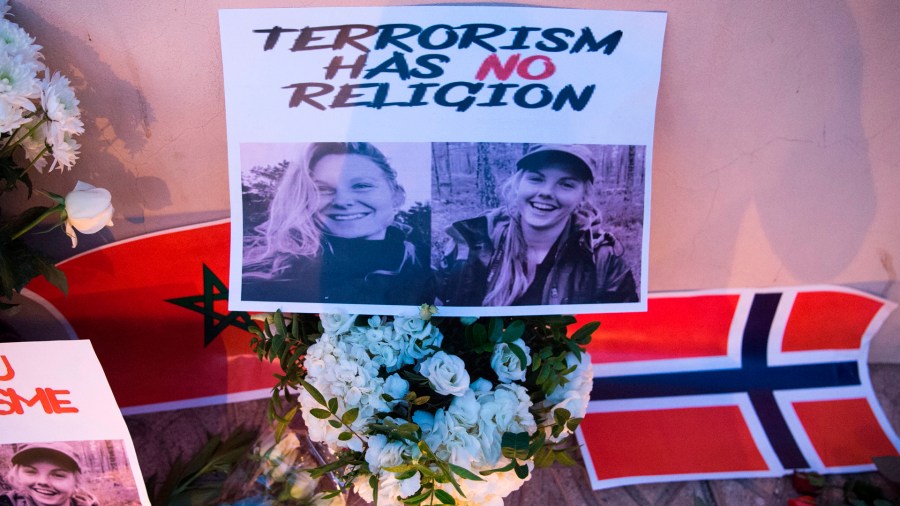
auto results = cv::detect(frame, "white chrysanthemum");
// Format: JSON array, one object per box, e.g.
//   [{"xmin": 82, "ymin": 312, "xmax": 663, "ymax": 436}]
[
  {"xmin": 41, "ymin": 71, "xmax": 83, "ymax": 143},
  {"xmin": 45, "ymin": 131, "xmax": 79, "ymax": 172},
  {"xmin": 0, "ymin": 18, "xmax": 43, "ymax": 67},
  {"xmin": 0, "ymin": 96, "xmax": 28, "ymax": 133},
  {"xmin": 0, "ymin": 51, "xmax": 40, "ymax": 119}
]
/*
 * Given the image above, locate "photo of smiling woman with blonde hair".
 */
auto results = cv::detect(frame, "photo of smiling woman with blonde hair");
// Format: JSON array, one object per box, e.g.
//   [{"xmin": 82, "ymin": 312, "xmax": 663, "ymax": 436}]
[
  {"xmin": 241, "ymin": 142, "xmax": 434, "ymax": 305},
  {"xmin": 436, "ymin": 143, "xmax": 640, "ymax": 308},
  {"xmin": 1, "ymin": 442, "xmax": 98, "ymax": 506}
]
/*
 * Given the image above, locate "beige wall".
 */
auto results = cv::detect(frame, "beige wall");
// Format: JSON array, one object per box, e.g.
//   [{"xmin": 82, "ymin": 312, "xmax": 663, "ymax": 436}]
[{"xmin": 11, "ymin": 1, "xmax": 900, "ymax": 360}]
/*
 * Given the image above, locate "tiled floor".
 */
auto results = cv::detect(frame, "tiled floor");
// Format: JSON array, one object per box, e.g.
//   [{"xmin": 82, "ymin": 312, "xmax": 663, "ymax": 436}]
[{"xmin": 126, "ymin": 364, "xmax": 900, "ymax": 505}]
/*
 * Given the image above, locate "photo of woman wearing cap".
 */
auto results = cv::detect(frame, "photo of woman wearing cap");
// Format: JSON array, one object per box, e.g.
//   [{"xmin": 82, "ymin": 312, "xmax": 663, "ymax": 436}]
[
  {"xmin": 241, "ymin": 142, "xmax": 434, "ymax": 305},
  {"xmin": 1, "ymin": 442, "xmax": 98, "ymax": 506},
  {"xmin": 437, "ymin": 143, "xmax": 639, "ymax": 307}
]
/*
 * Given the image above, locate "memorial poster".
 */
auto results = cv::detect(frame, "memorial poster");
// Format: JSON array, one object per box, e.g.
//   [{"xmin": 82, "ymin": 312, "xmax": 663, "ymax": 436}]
[{"xmin": 220, "ymin": 6, "xmax": 666, "ymax": 316}]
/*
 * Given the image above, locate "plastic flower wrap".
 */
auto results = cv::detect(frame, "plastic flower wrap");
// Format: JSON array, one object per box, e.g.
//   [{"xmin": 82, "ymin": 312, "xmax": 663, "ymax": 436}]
[
  {"xmin": 253, "ymin": 430, "xmax": 345, "ymax": 506},
  {"xmin": 0, "ymin": 2, "xmax": 112, "ymax": 303},
  {"xmin": 250, "ymin": 309, "xmax": 597, "ymax": 505}
]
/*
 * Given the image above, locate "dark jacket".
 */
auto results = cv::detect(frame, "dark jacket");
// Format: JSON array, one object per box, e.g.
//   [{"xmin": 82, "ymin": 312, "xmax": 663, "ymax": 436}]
[
  {"xmin": 438, "ymin": 211, "xmax": 637, "ymax": 306},
  {"xmin": 243, "ymin": 226, "xmax": 434, "ymax": 306}
]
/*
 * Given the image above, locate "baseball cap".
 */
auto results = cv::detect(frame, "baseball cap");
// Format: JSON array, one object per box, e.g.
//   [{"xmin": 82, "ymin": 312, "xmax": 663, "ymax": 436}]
[
  {"xmin": 516, "ymin": 144, "xmax": 595, "ymax": 182},
  {"xmin": 12, "ymin": 442, "xmax": 82, "ymax": 472}
]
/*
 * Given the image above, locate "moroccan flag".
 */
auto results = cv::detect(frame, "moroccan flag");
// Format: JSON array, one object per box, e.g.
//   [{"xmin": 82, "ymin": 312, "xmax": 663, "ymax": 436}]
[
  {"xmin": 575, "ymin": 288, "xmax": 900, "ymax": 489},
  {"xmin": 25, "ymin": 220, "xmax": 281, "ymax": 414}
]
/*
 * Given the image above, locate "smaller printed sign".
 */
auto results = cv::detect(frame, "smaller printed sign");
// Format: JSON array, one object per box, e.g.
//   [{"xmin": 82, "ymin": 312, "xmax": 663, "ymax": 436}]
[{"xmin": 0, "ymin": 340, "xmax": 150, "ymax": 505}]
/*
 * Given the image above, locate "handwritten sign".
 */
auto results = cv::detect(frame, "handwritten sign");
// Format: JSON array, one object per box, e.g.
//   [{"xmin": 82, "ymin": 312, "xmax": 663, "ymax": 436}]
[{"xmin": 0, "ymin": 341, "xmax": 150, "ymax": 505}]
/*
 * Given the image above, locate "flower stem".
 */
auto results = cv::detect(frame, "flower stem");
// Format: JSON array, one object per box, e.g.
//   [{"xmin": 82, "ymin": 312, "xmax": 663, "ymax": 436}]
[
  {"xmin": 0, "ymin": 115, "xmax": 47, "ymax": 158},
  {"xmin": 10, "ymin": 205, "xmax": 64, "ymax": 241},
  {"xmin": 17, "ymin": 145, "xmax": 50, "ymax": 176}
]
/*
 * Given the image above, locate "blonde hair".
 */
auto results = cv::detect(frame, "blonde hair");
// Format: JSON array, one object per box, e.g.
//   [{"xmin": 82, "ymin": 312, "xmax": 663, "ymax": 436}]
[
  {"xmin": 482, "ymin": 169, "xmax": 599, "ymax": 306},
  {"xmin": 244, "ymin": 143, "xmax": 406, "ymax": 279}
]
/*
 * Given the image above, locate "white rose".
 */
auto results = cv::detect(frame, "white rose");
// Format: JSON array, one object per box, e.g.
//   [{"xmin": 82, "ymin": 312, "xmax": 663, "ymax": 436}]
[
  {"xmin": 63, "ymin": 181, "xmax": 113, "ymax": 247},
  {"xmin": 320, "ymin": 312, "xmax": 356, "ymax": 335},
  {"xmin": 447, "ymin": 389, "xmax": 480, "ymax": 427},
  {"xmin": 412, "ymin": 410, "xmax": 434, "ymax": 432},
  {"xmin": 383, "ymin": 373, "xmax": 410, "ymax": 401},
  {"xmin": 490, "ymin": 339, "xmax": 531, "ymax": 383},
  {"xmin": 417, "ymin": 351, "xmax": 470, "ymax": 396},
  {"xmin": 364, "ymin": 434, "xmax": 404, "ymax": 473},
  {"xmin": 405, "ymin": 326, "xmax": 444, "ymax": 362},
  {"xmin": 393, "ymin": 316, "xmax": 432, "ymax": 340},
  {"xmin": 470, "ymin": 378, "xmax": 493, "ymax": 392}
]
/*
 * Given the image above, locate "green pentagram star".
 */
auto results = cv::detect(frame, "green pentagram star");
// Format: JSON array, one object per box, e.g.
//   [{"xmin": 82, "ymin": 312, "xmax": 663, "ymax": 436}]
[{"xmin": 166, "ymin": 264, "xmax": 253, "ymax": 347}]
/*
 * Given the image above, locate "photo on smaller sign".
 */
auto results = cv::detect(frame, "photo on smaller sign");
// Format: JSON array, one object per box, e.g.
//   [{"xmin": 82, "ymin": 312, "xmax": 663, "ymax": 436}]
[
  {"xmin": 0, "ymin": 440, "xmax": 142, "ymax": 506},
  {"xmin": 236, "ymin": 141, "xmax": 646, "ymax": 316}
]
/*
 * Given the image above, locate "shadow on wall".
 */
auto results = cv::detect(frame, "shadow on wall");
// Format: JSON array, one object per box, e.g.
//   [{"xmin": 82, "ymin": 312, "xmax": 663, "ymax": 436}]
[
  {"xmin": 747, "ymin": 2, "xmax": 875, "ymax": 282},
  {"xmin": 651, "ymin": 2, "xmax": 876, "ymax": 289},
  {"xmin": 10, "ymin": 3, "xmax": 172, "ymax": 259}
]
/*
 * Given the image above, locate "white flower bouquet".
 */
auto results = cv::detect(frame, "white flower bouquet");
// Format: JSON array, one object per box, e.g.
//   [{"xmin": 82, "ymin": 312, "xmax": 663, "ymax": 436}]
[
  {"xmin": 0, "ymin": 1, "xmax": 113, "ymax": 305},
  {"xmin": 251, "ymin": 308, "xmax": 597, "ymax": 505}
]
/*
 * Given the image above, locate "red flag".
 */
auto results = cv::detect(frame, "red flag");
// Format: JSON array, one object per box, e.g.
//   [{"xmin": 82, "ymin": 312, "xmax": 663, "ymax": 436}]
[
  {"xmin": 26, "ymin": 220, "xmax": 280, "ymax": 413},
  {"xmin": 575, "ymin": 288, "xmax": 899, "ymax": 488}
]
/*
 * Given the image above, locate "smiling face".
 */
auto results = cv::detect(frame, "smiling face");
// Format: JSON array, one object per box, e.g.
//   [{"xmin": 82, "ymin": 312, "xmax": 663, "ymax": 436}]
[
  {"xmin": 15, "ymin": 461, "xmax": 78, "ymax": 506},
  {"xmin": 311, "ymin": 154, "xmax": 400, "ymax": 240},
  {"xmin": 514, "ymin": 163, "xmax": 588, "ymax": 232}
]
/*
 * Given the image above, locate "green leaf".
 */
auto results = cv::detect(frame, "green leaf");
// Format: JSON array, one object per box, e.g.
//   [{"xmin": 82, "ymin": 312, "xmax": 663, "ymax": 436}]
[
  {"xmin": 570, "ymin": 321, "xmax": 599, "ymax": 344},
  {"xmin": 342, "ymin": 407, "xmax": 359, "ymax": 425},
  {"xmin": 395, "ymin": 469, "xmax": 418, "ymax": 480},
  {"xmin": 328, "ymin": 397, "xmax": 339, "ymax": 414},
  {"xmin": 383, "ymin": 464, "xmax": 416, "ymax": 474},
  {"xmin": 34, "ymin": 256, "xmax": 67, "ymax": 296},
  {"xmin": 508, "ymin": 343, "xmax": 528, "ymax": 369},
  {"xmin": 448, "ymin": 463, "xmax": 483, "ymax": 482},
  {"xmin": 402, "ymin": 489, "xmax": 432, "ymax": 504},
  {"xmin": 487, "ymin": 317, "xmax": 503, "ymax": 343},
  {"xmin": 472, "ymin": 323, "xmax": 487, "ymax": 343},
  {"xmin": 434, "ymin": 489, "xmax": 456, "ymax": 505},
  {"xmin": 299, "ymin": 379, "xmax": 327, "ymax": 406},
  {"xmin": 413, "ymin": 395, "xmax": 430, "ymax": 405},
  {"xmin": 310, "ymin": 408, "xmax": 331, "ymax": 419},
  {"xmin": 479, "ymin": 461, "xmax": 516, "ymax": 476},
  {"xmin": 328, "ymin": 419, "xmax": 342, "ymax": 429},
  {"xmin": 501, "ymin": 320, "xmax": 525, "ymax": 343},
  {"xmin": 418, "ymin": 441, "xmax": 438, "ymax": 461},
  {"xmin": 554, "ymin": 408, "xmax": 571, "ymax": 426},
  {"xmin": 338, "ymin": 432, "xmax": 353, "ymax": 441},
  {"xmin": 566, "ymin": 417, "xmax": 583, "ymax": 431},
  {"xmin": 514, "ymin": 462, "xmax": 529, "ymax": 479},
  {"xmin": 555, "ymin": 449, "xmax": 577, "ymax": 466}
]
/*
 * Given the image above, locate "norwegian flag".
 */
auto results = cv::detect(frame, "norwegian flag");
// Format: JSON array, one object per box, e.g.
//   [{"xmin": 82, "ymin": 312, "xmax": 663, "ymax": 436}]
[
  {"xmin": 24, "ymin": 220, "xmax": 281, "ymax": 414},
  {"xmin": 575, "ymin": 288, "xmax": 900, "ymax": 489}
]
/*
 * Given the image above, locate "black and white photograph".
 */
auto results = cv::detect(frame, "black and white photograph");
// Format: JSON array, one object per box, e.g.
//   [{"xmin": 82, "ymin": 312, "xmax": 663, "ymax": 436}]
[
  {"xmin": 432, "ymin": 143, "xmax": 645, "ymax": 309},
  {"xmin": 0, "ymin": 440, "xmax": 142, "ymax": 506},
  {"xmin": 239, "ymin": 142, "xmax": 433, "ymax": 306},
  {"xmin": 236, "ymin": 141, "xmax": 647, "ymax": 315}
]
